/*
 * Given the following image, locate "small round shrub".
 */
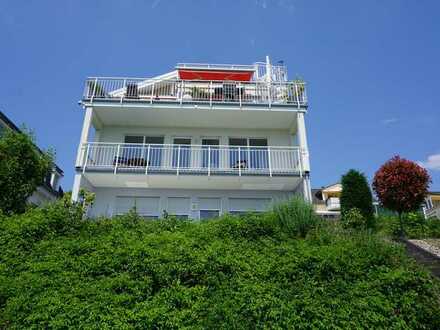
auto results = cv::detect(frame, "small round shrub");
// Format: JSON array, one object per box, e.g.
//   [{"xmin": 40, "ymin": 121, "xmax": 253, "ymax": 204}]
[{"xmin": 341, "ymin": 207, "xmax": 367, "ymax": 230}]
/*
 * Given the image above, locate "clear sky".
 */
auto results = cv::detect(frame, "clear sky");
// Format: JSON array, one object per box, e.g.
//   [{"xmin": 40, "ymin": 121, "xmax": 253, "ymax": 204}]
[{"xmin": 1, "ymin": 0, "xmax": 439, "ymax": 191}]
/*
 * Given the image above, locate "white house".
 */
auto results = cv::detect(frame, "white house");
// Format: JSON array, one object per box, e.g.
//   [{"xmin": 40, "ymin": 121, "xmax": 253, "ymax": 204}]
[
  {"xmin": 312, "ymin": 183, "xmax": 341, "ymax": 219},
  {"xmin": 72, "ymin": 57, "xmax": 311, "ymax": 219},
  {"xmin": 0, "ymin": 111, "xmax": 64, "ymax": 205}
]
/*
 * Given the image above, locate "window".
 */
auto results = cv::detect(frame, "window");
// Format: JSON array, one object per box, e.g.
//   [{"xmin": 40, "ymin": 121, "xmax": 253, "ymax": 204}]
[
  {"xmin": 200, "ymin": 210, "xmax": 220, "ymax": 220},
  {"xmin": 199, "ymin": 198, "xmax": 221, "ymax": 220},
  {"xmin": 172, "ymin": 138, "xmax": 191, "ymax": 168},
  {"xmin": 115, "ymin": 196, "xmax": 160, "ymax": 218},
  {"xmin": 228, "ymin": 138, "xmax": 268, "ymax": 170},
  {"xmin": 122, "ymin": 136, "xmax": 164, "ymax": 167},
  {"xmin": 229, "ymin": 198, "xmax": 271, "ymax": 214},
  {"xmin": 167, "ymin": 197, "xmax": 191, "ymax": 219},
  {"xmin": 202, "ymin": 138, "xmax": 220, "ymax": 168}
]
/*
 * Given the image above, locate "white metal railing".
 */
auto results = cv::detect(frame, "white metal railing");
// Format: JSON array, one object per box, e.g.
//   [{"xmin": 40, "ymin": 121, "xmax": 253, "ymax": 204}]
[
  {"xmin": 82, "ymin": 78, "xmax": 307, "ymax": 107},
  {"xmin": 425, "ymin": 207, "xmax": 440, "ymax": 219},
  {"xmin": 78, "ymin": 142, "xmax": 302, "ymax": 176}
]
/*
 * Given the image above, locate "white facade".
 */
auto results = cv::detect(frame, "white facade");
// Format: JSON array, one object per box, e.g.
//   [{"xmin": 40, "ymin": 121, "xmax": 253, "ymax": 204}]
[{"xmin": 73, "ymin": 59, "xmax": 311, "ymax": 218}]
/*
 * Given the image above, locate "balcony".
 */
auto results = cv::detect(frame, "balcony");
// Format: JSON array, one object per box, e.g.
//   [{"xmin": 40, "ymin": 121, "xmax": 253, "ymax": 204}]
[
  {"xmin": 325, "ymin": 197, "xmax": 341, "ymax": 211},
  {"xmin": 78, "ymin": 143, "xmax": 302, "ymax": 177},
  {"xmin": 82, "ymin": 78, "xmax": 307, "ymax": 109}
]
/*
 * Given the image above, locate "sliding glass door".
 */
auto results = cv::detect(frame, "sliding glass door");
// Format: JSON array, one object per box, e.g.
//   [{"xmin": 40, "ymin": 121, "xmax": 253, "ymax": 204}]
[
  {"xmin": 228, "ymin": 138, "xmax": 268, "ymax": 171},
  {"xmin": 172, "ymin": 138, "xmax": 191, "ymax": 169},
  {"xmin": 202, "ymin": 138, "xmax": 219, "ymax": 169}
]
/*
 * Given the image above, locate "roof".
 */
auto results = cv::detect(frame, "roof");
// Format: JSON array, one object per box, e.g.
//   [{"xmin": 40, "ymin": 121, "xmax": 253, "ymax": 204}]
[{"xmin": 0, "ymin": 110, "xmax": 64, "ymax": 175}]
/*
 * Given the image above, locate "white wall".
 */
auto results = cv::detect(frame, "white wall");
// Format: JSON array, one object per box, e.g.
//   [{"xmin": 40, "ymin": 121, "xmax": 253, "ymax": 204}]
[
  {"xmin": 96, "ymin": 126, "xmax": 296, "ymax": 147},
  {"xmin": 89, "ymin": 187, "xmax": 295, "ymax": 219}
]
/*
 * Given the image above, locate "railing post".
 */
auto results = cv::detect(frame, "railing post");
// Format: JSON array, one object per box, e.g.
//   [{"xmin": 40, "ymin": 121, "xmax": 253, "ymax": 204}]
[
  {"xmin": 267, "ymin": 82, "xmax": 272, "ymax": 108},
  {"xmin": 145, "ymin": 144, "xmax": 150, "ymax": 175},
  {"xmin": 151, "ymin": 81, "xmax": 155, "ymax": 104},
  {"xmin": 295, "ymin": 83, "xmax": 300, "ymax": 109},
  {"xmin": 238, "ymin": 147, "xmax": 241, "ymax": 177},
  {"xmin": 209, "ymin": 81, "xmax": 213, "ymax": 108},
  {"xmin": 180, "ymin": 81, "xmax": 184, "ymax": 106},
  {"xmin": 82, "ymin": 143, "xmax": 90, "ymax": 174},
  {"xmin": 121, "ymin": 79, "xmax": 126, "ymax": 104},
  {"xmin": 297, "ymin": 148, "xmax": 302, "ymax": 177},
  {"xmin": 238, "ymin": 82, "xmax": 242, "ymax": 108},
  {"xmin": 268, "ymin": 147, "xmax": 272, "ymax": 177},
  {"xmin": 176, "ymin": 145, "xmax": 180, "ymax": 176},
  {"xmin": 114, "ymin": 144, "xmax": 120, "ymax": 175},
  {"xmin": 90, "ymin": 78, "xmax": 98, "ymax": 103},
  {"xmin": 208, "ymin": 146, "xmax": 211, "ymax": 176}
]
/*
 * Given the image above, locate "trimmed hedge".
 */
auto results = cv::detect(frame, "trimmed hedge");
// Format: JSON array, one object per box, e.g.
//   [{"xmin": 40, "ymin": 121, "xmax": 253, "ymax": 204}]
[{"xmin": 0, "ymin": 203, "xmax": 439, "ymax": 328}]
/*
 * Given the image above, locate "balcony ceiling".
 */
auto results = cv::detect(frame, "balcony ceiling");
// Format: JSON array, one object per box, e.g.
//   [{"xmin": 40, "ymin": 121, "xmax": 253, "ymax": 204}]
[
  {"xmin": 84, "ymin": 172, "xmax": 301, "ymax": 191},
  {"xmin": 93, "ymin": 104, "xmax": 299, "ymax": 130}
]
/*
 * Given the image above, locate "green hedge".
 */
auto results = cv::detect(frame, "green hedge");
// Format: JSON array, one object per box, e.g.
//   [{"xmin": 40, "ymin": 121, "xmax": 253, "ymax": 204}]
[{"xmin": 0, "ymin": 203, "xmax": 439, "ymax": 328}]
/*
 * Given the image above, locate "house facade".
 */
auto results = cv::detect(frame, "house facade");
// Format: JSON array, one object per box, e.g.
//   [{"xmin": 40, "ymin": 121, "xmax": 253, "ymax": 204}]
[
  {"xmin": 0, "ymin": 111, "xmax": 64, "ymax": 205},
  {"xmin": 72, "ymin": 57, "xmax": 311, "ymax": 219}
]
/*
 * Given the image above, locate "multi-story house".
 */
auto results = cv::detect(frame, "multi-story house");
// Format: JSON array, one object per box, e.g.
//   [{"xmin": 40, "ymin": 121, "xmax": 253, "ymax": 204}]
[
  {"xmin": 0, "ymin": 111, "xmax": 64, "ymax": 205},
  {"xmin": 72, "ymin": 57, "xmax": 311, "ymax": 219},
  {"xmin": 312, "ymin": 183, "xmax": 341, "ymax": 219}
]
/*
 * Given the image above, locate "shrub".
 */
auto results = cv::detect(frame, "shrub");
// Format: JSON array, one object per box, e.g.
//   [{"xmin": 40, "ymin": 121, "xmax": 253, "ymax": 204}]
[
  {"xmin": 341, "ymin": 207, "xmax": 368, "ymax": 230},
  {"xmin": 272, "ymin": 197, "xmax": 319, "ymax": 237},
  {"xmin": 378, "ymin": 212, "xmax": 440, "ymax": 239},
  {"xmin": 340, "ymin": 170, "xmax": 375, "ymax": 227},
  {"xmin": 0, "ymin": 129, "xmax": 52, "ymax": 215},
  {"xmin": 373, "ymin": 155, "xmax": 431, "ymax": 237},
  {"xmin": 1, "ymin": 203, "xmax": 440, "ymax": 328}
]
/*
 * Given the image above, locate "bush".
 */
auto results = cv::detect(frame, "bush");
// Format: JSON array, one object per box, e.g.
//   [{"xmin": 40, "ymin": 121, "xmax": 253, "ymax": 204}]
[
  {"xmin": 0, "ymin": 129, "xmax": 52, "ymax": 215},
  {"xmin": 272, "ymin": 197, "xmax": 319, "ymax": 237},
  {"xmin": 1, "ymin": 202, "xmax": 440, "ymax": 328},
  {"xmin": 341, "ymin": 207, "xmax": 368, "ymax": 230},
  {"xmin": 340, "ymin": 169, "xmax": 375, "ymax": 227},
  {"xmin": 378, "ymin": 212, "xmax": 440, "ymax": 239}
]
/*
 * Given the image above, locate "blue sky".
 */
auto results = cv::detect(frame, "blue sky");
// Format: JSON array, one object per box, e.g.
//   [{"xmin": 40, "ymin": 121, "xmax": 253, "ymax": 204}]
[{"xmin": 1, "ymin": 0, "xmax": 439, "ymax": 191}]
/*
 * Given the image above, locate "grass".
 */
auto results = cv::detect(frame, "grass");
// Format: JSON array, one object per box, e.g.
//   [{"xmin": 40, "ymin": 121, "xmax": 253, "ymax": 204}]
[{"xmin": 0, "ymin": 202, "xmax": 439, "ymax": 328}]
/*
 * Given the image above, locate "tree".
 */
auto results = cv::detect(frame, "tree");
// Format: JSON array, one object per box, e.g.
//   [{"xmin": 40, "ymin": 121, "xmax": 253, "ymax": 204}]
[
  {"xmin": 340, "ymin": 169, "xmax": 375, "ymax": 227},
  {"xmin": 373, "ymin": 155, "xmax": 430, "ymax": 237},
  {"xmin": 0, "ymin": 129, "xmax": 52, "ymax": 215}
]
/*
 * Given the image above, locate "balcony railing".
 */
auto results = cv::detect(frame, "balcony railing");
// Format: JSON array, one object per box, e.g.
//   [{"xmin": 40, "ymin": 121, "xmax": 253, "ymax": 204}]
[
  {"xmin": 82, "ymin": 78, "xmax": 307, "ymax": 108},
  {"xmin": 325, "ymin": 197, "xmax": 341, "ymax": 211},
  {"xmin": 78, "ymin": 143, "xmax": 302, "ymax": 176}
]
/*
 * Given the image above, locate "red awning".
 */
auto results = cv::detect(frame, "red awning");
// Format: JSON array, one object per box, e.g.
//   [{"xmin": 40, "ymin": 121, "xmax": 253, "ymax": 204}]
[{"xmin": 178, "ymin": 69, "xmax": 253, "ymax": 81}]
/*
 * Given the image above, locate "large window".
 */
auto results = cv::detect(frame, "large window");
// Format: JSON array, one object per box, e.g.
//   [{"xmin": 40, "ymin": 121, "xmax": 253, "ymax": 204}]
[
  {"xmin": 228, "ymin": 198, "xmax": 271, "ymax": 215},
  {"xmin": 201, "ymin": 138, "xmax": 220, "ymax": 169},
  {"xmin": 123, "ymin": 136, "xmax": 164, "ymax": 167},
  {"xmin": 229, "ymin": 138, "xmax": 268, "ymax": 170},
  {"xmin": 115, "ymin": 196, "xmax": 160, "ymax": 218},
  {"xmin": 167, "ymin": 197, "xmax": 191, "ymax": 219},
  {"xmin": 172, "ymin": 138, "xmax": 191, "ymax": 168},
  {"xmin": 199, "ymin": 197, "xmax": 221, "ymax": 220}
]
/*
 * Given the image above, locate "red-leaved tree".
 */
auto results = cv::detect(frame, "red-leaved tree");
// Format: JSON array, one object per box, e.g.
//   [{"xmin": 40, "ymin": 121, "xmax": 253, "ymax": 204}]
[{"xmin": 373, "ymin": 155, "xmax": 431, "ymax": 237}]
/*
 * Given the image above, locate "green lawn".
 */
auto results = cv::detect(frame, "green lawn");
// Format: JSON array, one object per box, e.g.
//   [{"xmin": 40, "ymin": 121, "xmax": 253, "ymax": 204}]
[{"xmin": 1, "ymin": 203, "xmax": 439, "ymax": 329}]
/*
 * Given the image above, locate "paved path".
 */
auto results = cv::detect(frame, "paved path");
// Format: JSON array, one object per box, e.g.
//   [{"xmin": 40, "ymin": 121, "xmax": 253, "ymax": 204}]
[{"xmin": 403, "ymin": 240, "xmax": 440, "ymax": 278}]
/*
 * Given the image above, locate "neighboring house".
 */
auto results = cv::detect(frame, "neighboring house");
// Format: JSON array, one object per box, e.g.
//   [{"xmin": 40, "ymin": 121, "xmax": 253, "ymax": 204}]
[
  {"xmin": 72, "ymin": 57, "xmax": 312, "ymax": 219},
  {"xmin": 0, "ymin": 111, "xmax": 64, "ymax": 205},
  {"xmin": 423, "ymin": 192, "xmax": 440, "ymax": 219},
  {"xmin": 312, "ymin": 183, "xmax": 341, "ymax": 219}
]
